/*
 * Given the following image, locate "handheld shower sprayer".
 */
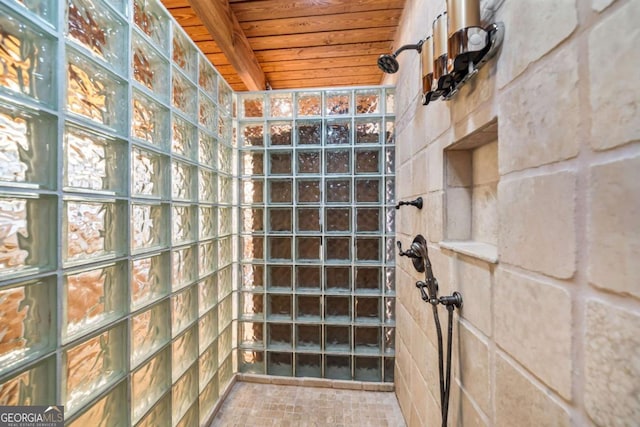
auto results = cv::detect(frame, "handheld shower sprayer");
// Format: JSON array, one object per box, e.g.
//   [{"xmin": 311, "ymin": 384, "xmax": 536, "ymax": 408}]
[{"xmin": 377, "ymin": 39, "xmax": 425, "ymax": 74}]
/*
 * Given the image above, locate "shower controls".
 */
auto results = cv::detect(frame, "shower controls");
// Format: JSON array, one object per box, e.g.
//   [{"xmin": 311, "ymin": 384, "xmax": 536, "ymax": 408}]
[{"xmin": 395, "ymin": 196, "xmax": 423, "ymax": 210}]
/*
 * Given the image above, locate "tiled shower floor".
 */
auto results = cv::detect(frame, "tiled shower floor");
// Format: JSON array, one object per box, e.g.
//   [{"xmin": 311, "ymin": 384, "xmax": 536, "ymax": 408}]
[{"xmin": 210, "ymin": 382, "xmax": 406, "ymax": 427}]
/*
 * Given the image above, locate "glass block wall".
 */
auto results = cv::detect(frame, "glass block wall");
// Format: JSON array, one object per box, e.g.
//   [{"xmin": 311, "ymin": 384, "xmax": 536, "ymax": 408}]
[
  {"xmin": 237, "ymin": 89, "xmax": 397, "ymax": 382},
  {"xmin": 0, "ymin": 0, "xmax": 235, "ymax": 426}
]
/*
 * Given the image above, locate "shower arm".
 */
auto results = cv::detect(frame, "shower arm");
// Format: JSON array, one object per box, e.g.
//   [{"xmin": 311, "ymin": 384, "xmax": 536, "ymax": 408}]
[{"xmin": 392, "ymin": 40, "xmax": 424, "ymax": 57}]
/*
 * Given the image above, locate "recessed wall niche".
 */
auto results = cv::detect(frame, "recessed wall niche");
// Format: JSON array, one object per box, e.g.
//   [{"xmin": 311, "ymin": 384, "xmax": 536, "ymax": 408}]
[{"xmin": 443, "ymin": 119, "xmax": 499, "ymax": 262}]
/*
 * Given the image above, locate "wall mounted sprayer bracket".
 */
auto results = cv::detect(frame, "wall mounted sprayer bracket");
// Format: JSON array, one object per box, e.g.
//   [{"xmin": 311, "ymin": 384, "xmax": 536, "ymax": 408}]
[{"xmin": 395, "ymin": 196, "xmax": 423, "ymax": 210}]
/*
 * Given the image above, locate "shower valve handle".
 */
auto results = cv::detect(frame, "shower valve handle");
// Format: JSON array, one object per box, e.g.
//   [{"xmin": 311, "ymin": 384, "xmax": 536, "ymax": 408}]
[
  {"xmin": 397, "ymin": 241, "xmax": 420, "ymax": 259},
  {"xmin": 395, "ymin": 197, "xmax": 423, "ymax": 210}
]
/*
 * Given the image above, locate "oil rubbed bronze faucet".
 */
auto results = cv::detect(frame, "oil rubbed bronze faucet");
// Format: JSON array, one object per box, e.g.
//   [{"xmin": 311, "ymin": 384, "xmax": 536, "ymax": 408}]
[{"xmin": 395, "ymin": 196, "xmax": 423, "ymax": 210}]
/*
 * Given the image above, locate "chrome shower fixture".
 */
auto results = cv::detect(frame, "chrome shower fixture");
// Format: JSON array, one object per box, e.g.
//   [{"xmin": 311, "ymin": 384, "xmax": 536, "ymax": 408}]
[{"xmin": 377, "ymin": 39, "xmax": 425, "ymax": 74}]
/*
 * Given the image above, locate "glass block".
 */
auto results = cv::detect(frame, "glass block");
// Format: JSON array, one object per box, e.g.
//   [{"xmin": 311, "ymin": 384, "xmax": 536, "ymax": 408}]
[
  {"xmin": 384, "ymin": 327, "xmax": 395, "ymax": 354},
  {"xmin": 172, "ymin": 70, "xmax": 196, "ymax": 118},
  {"xmin": 216, "ymin": 237, "xmax": 231, "ymax": 269},
  {"xmin": 385, "ymin": 146, "xmax": 395, "ymax": 174},
  {"xmin": 296, "ymin": 92, "xmax": 321, "ymax": 117},
  {"xmin": 355, "ymin": 327, "xmax": 380, "ymax": 354},
  {"xmin": 269, "ymin": 151, "xmax": 292, "ymax": 175},
  {"xmin": 198, "ymin": 240, "xmax": 216, "ymax": 278},
  {"xmin": 355, "ymin": 267, "xmax": 381, "ymax": 294},
  {"xmin": 132, "ymin": 32, "xmax": 169, "ymax": 100},
  {"xmin": 0, "ymin": 356, "xmax": 55, "ymax": 406},
  {"xmin": 325, "ymin": 266, "xmax": 350, "ymax": 293},
  {"xmin": 199, "ymin": 93, "xmax": 217, "ymax": 132},
  {"xmin": 135, "ymin": 394, "xmax": 170, "ymax": 427},
  {"xmin": 172, "ymin": 326, "xmax": 197, "ymax": 382},
  {"xmin": 384, "ymin": 357, "xmax": 394, "ymax": 382},
  {"xmin": 242, "ymin": 264, "xmax": 264, "ymax": 291},
  {"xmin": 385, "ymin": 267, "xmax": 396, "ymax": 294},
  {"xmin": 172, "ymin": 365, "xmax": 197, "ymax": 425},
  {"xmin": 131, "ymin": 202, "xmax": 168, "ymax": 252},
  {"xmin": 11, "ymin": 0, "xmax": 55, "ymax": 26},
  {"xmin": 198, "ymin": 274, "xmax": 217, "ymax": 315},
  {"xmin": 171, "ymin": 114, "xmax": 196, "ymax": 160},
  {"xmin": 325, "ymin": 149, "xmax": 350, "ymax": 174},
  {"xmin": 240, "ymin": 350, "xmax": 264, "ymax": 374},
  {"xmin": 296, "ymin": 120, "xmax": 321, "ymax": 145},
  {"xmin": 0, "ymin": 102, "xmax": 56, "ymax": 189},
  {"xmin": 355, "ymin": 149, "xmax": 380, "ymax": 174},
  {"xmin": 240, "ymin": 123, "xmax": 264, "ymax": 146},
  {"xmin": 296, "ymin": 266, "xmax": 321, "ymax": 292},
  {"xmin": 0, "ymin": 7, "xmax": 56, "ymax": 105},
  {"xmin": 242, "ymin": 208, "xmax": 263, "ymax": 232},
  {"xmin": 296, "ymin": 353, "xmax": 321, "ymax": 378},
  {"xmin": 296, "ymin": 296, "xmax": 321, "ymax": 322},
  {"xmin": 267, "ymin": 352, "xmax": 292, "ymax": 376},
  {"xmin": 63, "ymin": 262, "xmax": 126, "ymax": 342},
  {"xmin": 267, "ymin": 323, "xmax": 292, "ymax": 347},
  {"xmin": 356, "ymin": 237, "xmax": 380, "ymax": 261},
  {"xmin": 132, "ymin": 348, "xmax": 170, "ymax": 423},
  {"xmin": 199, "ymin": 308, "xmax": 218, "ymax": 353},
  {"xmin": 217, "ymin": 325, "xmax": 232, "ymax": 360},
  {"xmin": 386, "ymin": 177, "xmax": 395, "ymax": 204},
  {"xmin": 325, "ymin": 296, "xmax": 350, "ymax": 323},
  {"xmin": 218, "ymin": 356, "xmax": 233, "ymax": 392},
  {"xmin": 385, "ymin": 237, "xmax": 395, "ymax": 263},
  {"xmin": 171, "ymin": 286, "xmax": 197, "ymax": 337},
  {"xmin": 240, "ymin": 321, "xmax": 263, "ymax": 347},
  {"xmin": 199, "ymin": 58, "xmax": 217, "ymax": 100},
  {"xmin": 240, "ymin": 94, "xmax": 264, "ymax": 118},
  {"xmin": 134, "ymin": 0, "xmax": 170, "ymax": 50},
  {"xmin": 269, "ymin": 179, "xmax": 292, "ymax": 204},
  {"xmin": 356, "ymin": 208, "xmax": 380, "ymax": 233},
  {"xmin": 268, "ymin": 265, "xmax": 292, "ymax": 291},
  {"xmin": 356, "ymin": 178, "xmax": 380, "ymax": 203},
  {"xmin": 326, "ymin": 119, "xmax": 350, "ymax": 145},
  {"xmin": 325, "ymin": 355, "xmax": 350, "ymax": 380},
  {"xmin": 268, "ymin": 236, "xmax": 291, "ymax": 261},
  {"xmin": 355, "ymin": 89, "xmax": 381, "ymax": 114},
  {"xmin": 326, "ymin": 91, "xmax": 351, "ymax": 115},
  {"xmin": 176, "ymin": 402, "xmax": 198, "ymax": 427},
  {"xmin": 355, "ymin": 297, "xmax": 380, "ymax": 323},
  {"xmin": 172, "ymin": 204, "xmax": 195, "ymax": 245},
  {"xmin": 0, "ymin": 278, "xmax": 55, "ymax": 374},
  {"xmin": 198, "ymin": 169, "xmax": 216, "ymax": 204},
  {"xmin": 296, "ymin": 208, "xmax": 320, "ymax": 232},
  {"xmin": 67, "ymin": 0, "xmax": 127, "ymax": 72},
  {"xmin": 355, "ymin": 356, "xmax": 381, "ymax": 382},
  {"xmin": 0, "ymin": 195, "xmax": 55, "ymax": 278},
  {"xmin": 199, "ymin": 131, "xmax": 216, "ymax": 168},
  {"xmin": 326, "ymin": 179, "xmax": 350, "ymax": 203},
  {"xmin": 326, "ymin": 208, "xmax": 350, "ymax": 232},
  {"xmin": 242, "ymin": 236, "xmax": 264, "ymax": 261},
  {"xmin": 241, "ymin": 151, "xmax": 264, "ymax": 176},
  {"xmin": 268, "ymin": 208, "xmax": 292, "ymax": 232},
  {"xmin": 384, "ymin": 297, "xmax": 396, "ymax": 324},
  {"xmin": 218, "ymin": 174, "xmax": 232, "ymax": 205},
  {"xmin": 217, "ymin": 296, "xmax": 233, "ymax": 332},
  {"xmin": 172, "ymin": 246, "xmax": 197, "ymax": 290},
  {"xmin": 199, "ymin": 205, "xmax": 216, "ymax": 240},
  {"xmin": 386, "ymin": 119, "xmax": 395, "ymax": 144},
  {"xmin": 355, "ymin": 119, "xmax": 382, "ymax": 144},
  {"xmin": 131, "ymin": 252, "xmax": 170, "ymax": 310},
  {"xmin": 325, "ymin": 325, "xmax": 350, "ymax": 353},
  {"xmin": 217, "ymin": 143, "xmax": 233, "ymax": 174},
  {"xmin": 386, "ymin": 207, "xmax": 395, "ymax": 233},
  {"xmin": 172, "ymin": 27, "xmax": 196, "ymax": 79},
  {"xmin": 296, "ymin": 237, "xmax": 321, "ymax": 261},
  {"xmin": 64, "ymin": 323, "xmax": 126, "ymax": 414},
  {"xmin": 297, "ymin": 150, "xmax": 320, "ymax": 174},
  {"xmin": 66, "ymin": 50, "xmax": 126, "ymax": 133},
  {"xmin": 171, "ymin": 161, "xmax": 195, "ymax": 201},
  {"xmin": 218, "ymin": 207, "xmax": 232, "ymax": 236},
  {"xmin": 131, "ymin": 301, "xmax": 169, "ymax": 366},
  {"xmin": 63, "ymin": 199, "xmax": 126, "ymax": 264},
  {"xmin": 132, "ymin": 147, "xmax": 167, "ymax": 198},
  {"xmin": 68, "ymin": 382, "xmax": 127, "ymax": 426},
  {"xmin": 269, "ymin": 93, "xmax": 292, "ymax": 118},
  {"xmin": 218, "ymin": 80, "xmax": 232, "ymax": 115},
  {"xmin": 241, "ymin": 292, "xmax": 263, "ymax": 320},
  {"xmin": 132, "ymin": 89, "xmax": 170, "ymax": 147},
  {"xmin": 386, "ymin": 88, "xmax": 395, "ymax": 114},
  {"xmin": 296, "ymin": 324, "xmax": 320, "ymax": 349},
  {"xmin": 269, "ymin": 122, "xmax": 293, "ymax": 146},
  {"xmin": 297, "ymin": 180, "xmax": 321, "ymax": 203},
  {"xmin": 325, "ymin": 237, "xmax": 350, "ymax": 261},
  {"xmin": 199, "ymin": 343, "xmax": 218, "ymax": 388}
]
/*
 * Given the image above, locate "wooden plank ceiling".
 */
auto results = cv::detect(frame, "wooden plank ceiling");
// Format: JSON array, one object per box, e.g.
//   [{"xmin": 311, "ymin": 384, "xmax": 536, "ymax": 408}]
[{"xmin": 160, "ymin": 0, "xmax": 407, "ymax": 91}]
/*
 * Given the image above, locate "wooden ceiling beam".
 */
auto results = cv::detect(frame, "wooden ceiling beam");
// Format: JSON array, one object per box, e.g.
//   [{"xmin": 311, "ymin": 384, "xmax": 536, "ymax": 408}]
[
  {"xmin": 248, "ymin": 27, "xmax": 397, "ymax": 51},
  {"xmin": 187, "ymin": 0, "xmax": 266, "ymax": 91}
]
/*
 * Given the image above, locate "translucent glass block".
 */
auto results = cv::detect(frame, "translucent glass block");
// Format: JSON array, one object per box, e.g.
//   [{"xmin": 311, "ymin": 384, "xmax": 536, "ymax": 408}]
[
  {"xmin": 356, "ymin": 237, "xmax": 380, "ymax": 262},
  {"xmin": 296, "ymin": 120, "xmax": 321, "ymax": 145},
  {"xmin": 267, "ymin": 352, "xmax": 292, "ymax": 376},
  {"xmin": 386, "ymin": 207, "xmax": 395, "ymax": 233},
  {"xmin": 172, "ymin": 364, "xmax": 197, "ymax": 425},
  {"xmin": 355, "ymin": 149, "xmax": 380, "ymax": 174},
  {"xmin": 268, "ymin": 236, "xmax": 292, "ymax": 261},
  {"xmin": 268, "ymin": 208, "xmax": 291, "ymax": 233},
  {"xmin": 198, "ymin": 274, "xmax": 217, "ymax": 315},
  {"xmin": 296, "ymin": 208, "xmax": 320, "ymax": 233},
  {"xmin": 0, "ymin": 8, "xmax": 56, "ymax": 105},
  {"xmin": 66, "ymin": 0, "xmax": 127, "ymax": 73},
  {"xmin": 0, "ymin": 278, "xmax": 55, "ymax": 374},
  {"xmin": 11, "ymin": 0, "xmax": 55, "ymax": 26},
  {"xmin": 268, "ymin": 265, "xmax": 292, "ymax": 290},
  {"xmin": 355, "ymin": 120, "xmax": 382, "ymax": 144},
  {"xmin": 386, "ymin": 177, "xmax": 395, "ymax": 204},
  {"xmin": 172, "ymin": 204, "xmax": 195, "ymax": 245},
  {"xmin": 240, "ymin": 95, "xmax": 264, "ymax": 118},
  {"xmin": 199, "ymin": 58, "xmax": 217, "ymax": 100},
  {"xmin": 199, "ymin": 308, "xmax": 218, "ymax": 353},
  {"xmin": 63, "ymin": 262, "xmax": 126, "ymax": 342},
  {"xmin": 296, "ymin": 92, "xmax": 321, "ymax": 117},
  {"xmin": 326, "ymin": 179, "xmax": 350, "ymax": 203},
  {"xmin": 241, "ymin": 151, "xmax": 263, "ymax": 176},
  {"xmin": 269, "ymin": 151, "xmax": 292, "ymax": 175},
  {"xmin": 132, "ymin": 32, "xmax": 169, "ymax": 100},
  {"xmin": 0, "ymin": 195, "xmax": 55, "ymax": 278},
  {"xmin": 63, "ymin": 199, "xmax": 125, "ymax": 265},
  {"xmin": 68, "ymin": 381, "xmax": 127, "ymax": 426},
  {"xmin": 355, "ymin": 356, "xmax": 381, "ymax": 382},
  {"xmin": 199, "ymin": 206, "xmax": 216, "ymax": 240},
  {"xmin": 0, "ymin": 356, "xmax": 55, "ymax": 406},
  {"xmin": 176, "ymin": 402, "xmax": 198, "ymax": 427},
  {"xmin": 269, "ymin": 93, "xmax": 293, "ymax": 118},
  {"xmin": 355, "ymin": 297, "xmax": 380, "ymax": 323},
  {"xmin": 325, "ymin": 237, "xmax": 351, "ymax": 261},
  {"xmin": 0, "ymin": 102, "xmax": 56, "ymax": 189},
  {"xmin": 326, "ymin": 207, "xmax": 350, "ymax": 232},
  {"xmin": 326, "ymin": 91, "xmax": 351, "ymax": 115},
  {"xmin": 64, "ymin": 323, "xmax": 126, "ymax": 414},
  {"xmin": 297, "ymin": 180, "xmax": 321, "ymax": 203},
  {"xmin": 241, "ymin": 292, "xmax": 263, "ymax": 321},
  {"xmin": 199, "ymin": 240, "xmax": 216, "ymax": 277},
  {"xmin": 296, "ymin": 353, "xmax": 321, "ymax": 378},
  {"xmin": 197, "ymin": 170, "xmax": 216, "ymax": 204},
  {"xmin": 133, "ymin": 0, "xmax": 170, "ymax": 50},
  {"xmin": 242, "ymin": 265, "xmax": 264, "ymax": 290},
  {"xmin": 172, "ymin": 246, "xmax": 196, "ymax": 290},
  {"xmin": 296, "ymin": 266, "xmax": 320, "ymax": 292},
  {"xmin": 217, "ymin": 294, "xmax": 232, "ymax": 330},
  {"xmin": 355, "ymin": 327, "xmax": 380, "ymax": 354},
  {"xmin": 384, "ymin": 298, "xmax": 396, "ymax": 324},
  {"xmin": 218, "ymin": 80, "xmax": 232, "ymax": 115},
  {"xmin": 325, "ymin": 355, "xmax": 350, "ymax": 380},
  {"xmin": 242, "ymin": 208, "xmax": 263, "ymax": 233},
  {"xmin": 131, "ymin": 301, "xmax": 169, "ymax": 367},
  {"xmin": 296, "ymin": 296, "xmax": 321, "ymax": 322},
  {"xmin": 132, "ymin": 147, "xmax": 167, "ymax": 198},
  {"xmin": 218, "ymin": 207, "xmax": 232, "ymax": 236},
  {"xmin": 326, "ymin": 119, "xmax": 350, "ymax": 145},
  {"xmin": 356, "ymin": 208, "xmax": 380, "ymax": 233},
  {"xmin": 325, "ymin": 296, "xmax": 350, "ymax": 323},
  {"xmin": 355, "ymin": 267, "xmax": 381, "ymax": 294},
  {"xmin": 132, "ymin": 348, "xmax": 170, "ymax": 423},
  {"xmin": 131, "ymin": 252, "xmax": 170, "ymax": 310},
  {"xmin": 199, "ymin": 131, "xmax": 216, "ymax": 168},
  {"xmin": 172, "ymin": 326, "xmax": 197, "ymax": 382},
  {"xmin": 296, "ymin": 237, "xmax": 321, "ymax": 261},
  {"xmin": 135, "ymin": 394, "xmax": 170, "ymax": 427},
  {"xmin": 240, "ymin": 123, "xmax": 264, "ymax": 147},
  {"xmin": 269, "ymin": 179, "xmax": 292, "ymax": 204},
  {"xmin": 131, "ymin": 202, "xmax": 168, "ymax": 252},
  {"xmin": 240, "ymin": 350, "xmax": 264, "ymax": 374},
  {"xmin": 171, "ymin": 161, "xmax": 195, "ymax": 201},
  {"xmin": 325, "ymin": 266, "xmax": 350, "ymax": 293},
  {"xmin": 385, "ymin": 146, "xmax": 395, "ymax": 174},
  {"xmin": 384, "ymin": 357, "xmax": 394, "ymax": 382},
  {"xmin": 355, "ymin": 89, "xmax": 381, "ymax": 114},
  {"xmin": 199, "ymin": 344, "xmax": 218, "ymax": 388},
  {"xmin": 385, "ymin": 267, "xmax": 396, "ymax": 294},
  {"xmin": 199, "ymin": 93, "xmax": 217, "ymax": 132},
  {"xmin": 325, "ymin": 149, "xmax": 350, "ymax": 174},
  {"xmin": 325, "ymin": 326, "xmax": 350, "ymax": 352},
  {"xmin": 172, "ymin": 71, "xmax": 196, "ymax": 118},
  {"xmin": 296, "ymin": 150, "xmax": 320, "ymax": 174},
  {"xmin": 240, "ymin": 321, "xmax": 263, "ymax": 347},
  {"xmin": 242, "ymin": 237, "xmax": 264, "ymax": 262},
  {"xmin": 218, "ymin": 174, "xmax": 232, "ymax": 205},
  {"xmin": 217, "ymin": 143, "xmax": 233, "ymax": 175},
  {"xmin": 386, "ymin": 119, "xmax": 395, "ymax": 144},
  {"xmin": 268, "ymin": 295, "xmax": 292, "ymax": 322},
  {"xmin": 66, "ymin": 50, "xmax": 126, "ymax": 134},
  {"xmin": 386, "ymin": 88, "xmax": 395, "ymax": 114},
  {"xmin": 132, "ymin": 89, "xmax": 170, "ymax": 147},
  {"xmin": 172, "ymin": 27, "xmax": 196, "ymax": 79},
  {"xmin": 171, "ymin": 286, "xmax": 197, "ymax": 337},
  {"xmin": 217, "ymin": 325, "xmax": 232, "ymax": 361},
  {"xmin": 269, "ymin": 122, "xmax": 293, "ymax": 146},
  {"xmin": 384, "ymin": 327, "xmax": 395, "ymax": 354},
  {"xmin": 385, "ymin": 238, "xmax": 395, "ymax": 263},
  {"xmin": 171, "ymin": 114, "xmax": 196, "ymax": 160},
  {"xmin": 356, "ymin": 178, "xmax": 380, "ymax": 202}
]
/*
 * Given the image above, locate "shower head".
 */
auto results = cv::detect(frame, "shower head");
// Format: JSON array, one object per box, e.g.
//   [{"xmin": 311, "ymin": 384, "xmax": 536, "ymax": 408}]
[{"xmin": 377, "ymin": 39, "xmax": 425, "ymax": 74}]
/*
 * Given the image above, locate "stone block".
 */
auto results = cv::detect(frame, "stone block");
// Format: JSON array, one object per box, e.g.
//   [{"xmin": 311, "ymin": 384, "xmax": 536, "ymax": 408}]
[
  {"xmin": 589, "ymin": 0, "xmax": 640, "ymax": 150},
  {"xmin": 426, "ymin": 190, "xmax": 444, "ymax": 243},
  {"xmin": 495, "ymin": 268, "xmax": 572, "ymax": 398},
  {"xmin": 472, "ymin": 141, "xmax": 499, "ymax": 185},
  {"xmin": 447, "ymin": 150, "xmax": 473, "ymax": 188},
  {"xmin": 446, "ymin": 186, "xmax": 472, "ymax": 240},
  {"xmin": 495, "ymin": 354, "xmax": 571, "ymax": 427},
  {"xmin": 471, "ymin": 182, "xmax": 498, "ymax": 245},
  {"xmin": 585, "ymin": 300, "xmax": 640, "ymax": 426},
  {"xmin": 498, "ymin": 171, "xmax": 576, "ymax": 279},
  {"xmin": 588, "ymin": 155, "xmax": 640, "ymax": 298},
  {"xmin": 454, "ymin": 256, "xmax": 492, "ymax": 335},
  {"xmin": 456, "ymin": 323, "xmax": 490, "ymax": 414},
  {"xmin": 397, "ymin": 159, "xmax": 413, "ymax": 200},
  {"xmin": 592, "ymin": 0, "xmax": 616, "ymax": 11},
  {"xmin": 460, "ymin": 388, "xmax": 488, "ymax": 427},
  {"xmin": 411, "ymin": 148, "xmax": 428, "ymax": 197},
  {"xmin": 427, "ymin": 139, "xmax": 445, "ymax": 192}
]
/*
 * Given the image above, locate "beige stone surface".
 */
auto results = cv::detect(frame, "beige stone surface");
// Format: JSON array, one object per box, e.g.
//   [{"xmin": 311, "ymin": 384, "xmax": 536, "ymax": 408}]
[
  {"xmin": 472, "ymin": 141, "xmax": 499, "ymax": 185},
  {"xmin": 498, "ymin": 171, "xmax": 576, "ymax": 279},
  {"xmin": 495, "ymin": 268, "xmax": 572, "ymax": 398},
  {"xmin": 471, "ymin": 182, "xmax": 498, "ymax": 245},
  {"xmin": 589, "ymin": 0, "xmax": 640, "ymax": 150},
  {"xmin": 592, "ymin": 0, "xmax": 616, "ymax": 11},
  {"xmin": 427, "ymin": 139, "xmax": 445, "ymax": 192},
  {"xmin": 426, "ymin": 191, "xmax": 444, "ymax": 243},
  {"xmin": 411, "ymin": 148, "xmax": 428, "ymax": 198},
  {"xmin": 447, "ymin": 150, "xmax": 472, "ymax": 188},
  {"xmin": 446, "ymin": 187, "xmax": 472, "ymax": 240},
  {"xmin": 454, "ymin": 256, "xmax": 492, "ymax": 335},
  {"xmin": 495, "ymin": 355, "xmax": 571, "ymax": 427},
  {"xmin": 456, "ymin": 323, "xmax": 490, "ymax": 414},
  {"xmin": 588, "ymin": 155, "xmax": 640, "ymax": 298},
  {"xmin": 585, "ymin": 300, "xmax": 640, "ymax": 426}
]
